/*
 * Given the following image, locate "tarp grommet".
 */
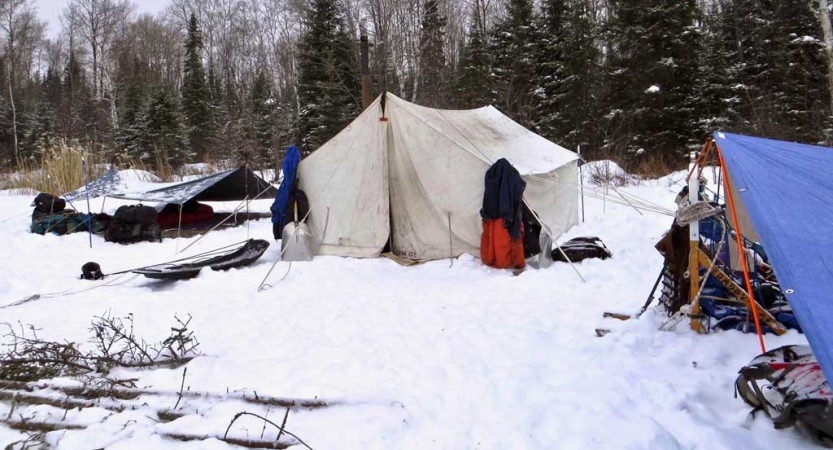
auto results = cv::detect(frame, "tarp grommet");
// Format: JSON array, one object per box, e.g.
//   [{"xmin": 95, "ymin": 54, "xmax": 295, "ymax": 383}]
[{"xmin": 785, "ymin": 289, "xmax": 795, "ymax": 295}]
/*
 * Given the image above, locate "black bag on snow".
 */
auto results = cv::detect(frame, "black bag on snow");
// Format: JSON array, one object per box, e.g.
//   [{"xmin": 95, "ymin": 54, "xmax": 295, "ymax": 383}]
[
  {"xmin": 113, "ymin": 205, "xmax": 158, "ymax": 224},
  {"xmin": 552, "ymin": 237, "xmax": 612, "ymax": 262},
  {"xmin": 105, "ymin": 205, "xmax": 161, "ymax": 244},
  {"xmin": 33, "ymin": 193, "xmax": 66, "ymax": 214}
]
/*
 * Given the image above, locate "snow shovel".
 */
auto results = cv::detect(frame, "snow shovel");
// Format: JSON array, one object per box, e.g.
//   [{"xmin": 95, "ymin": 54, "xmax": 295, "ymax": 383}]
[{"xmin": 280, "ymin": 201, "xmax": 315, "ymax": 261}]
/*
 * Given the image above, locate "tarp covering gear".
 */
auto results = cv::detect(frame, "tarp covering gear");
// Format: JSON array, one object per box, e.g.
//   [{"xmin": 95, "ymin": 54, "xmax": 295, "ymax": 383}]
[
  {"xmin": 132, "ymin": 239, "xmax": 270, "ymax": 280},
  {"xmin": 552, "ymin": 237, "xmax": 612, "ymax": 263},
  {"xmin": 297, "ymin": 93, "xmax": 579, "ymax": 261},
  {"xmin": 157, "ymin": 201, "xmax": 215, "ymax": 229},
  {"xmin": 63, "ymin": 166, "xmax": 127, "ymax": 201},
  {"xmin": 736, "ymin": 345, "xmax": 833, "ymax": 447},
  {"xmin": 104, "ymin": 205, "xmax": 161, "ymax": 244},
  {"xmin": 113, "ymin": 167, "xmax": 276, "ymax": 205},
  {"xmin": 714, "ymin": 132, "xmax": 833, "ymax": 382},
  {"xmin": 271, "ymin": 146, "xmax": 301, "ymax": 233}
]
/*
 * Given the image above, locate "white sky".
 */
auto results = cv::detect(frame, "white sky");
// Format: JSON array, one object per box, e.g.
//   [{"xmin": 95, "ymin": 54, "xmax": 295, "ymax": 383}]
[{"xmin": 35, "ymin": 0, "xmax": 170, "ymax": 38}]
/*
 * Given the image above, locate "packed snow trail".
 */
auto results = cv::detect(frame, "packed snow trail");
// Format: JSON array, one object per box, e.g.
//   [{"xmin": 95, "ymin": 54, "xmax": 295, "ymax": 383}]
[{"xmin": 0, "ymin": 170, "xmax": 815, "ymax": 449}]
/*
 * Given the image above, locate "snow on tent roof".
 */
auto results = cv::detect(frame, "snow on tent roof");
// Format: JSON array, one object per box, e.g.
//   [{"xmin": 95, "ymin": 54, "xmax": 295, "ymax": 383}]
[
  {"xmin": 113, "ymin": 167, "xmax": 277, "ymax": 204},
  {"xmin": 714, "ymin": 131, "xmax": 833, "ymax": 381}
]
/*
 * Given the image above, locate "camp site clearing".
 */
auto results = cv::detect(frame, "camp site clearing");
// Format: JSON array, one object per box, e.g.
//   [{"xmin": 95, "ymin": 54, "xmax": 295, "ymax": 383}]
[{"xmin": 0, "ymin": 162, "xmax": 818, "ymax": 450}]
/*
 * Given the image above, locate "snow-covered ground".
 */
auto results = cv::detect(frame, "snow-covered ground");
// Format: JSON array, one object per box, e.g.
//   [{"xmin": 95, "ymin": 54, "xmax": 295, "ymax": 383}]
[{"xmin": 0, "ymin": 169, "xmax": 815, "ymax": 449}]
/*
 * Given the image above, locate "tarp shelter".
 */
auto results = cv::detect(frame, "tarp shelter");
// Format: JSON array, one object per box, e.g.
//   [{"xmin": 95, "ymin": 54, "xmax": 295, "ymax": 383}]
[
  {"xmin": 298, "ymin": 93, "xmax": 579, "ymax": 260},
  {"xmin": 64, "ymin": 166, "xmax": 126, "ymax": 202},
  {"xmin": 713, "ymin": 131, "xmax": 833, "ymax": 382},
  {"xmin": 114, "ymin": 167, "xmax": 277, "ymax": 204}
]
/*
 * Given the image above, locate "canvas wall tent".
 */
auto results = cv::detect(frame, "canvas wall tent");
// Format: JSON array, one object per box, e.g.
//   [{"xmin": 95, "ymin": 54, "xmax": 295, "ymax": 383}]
[
  {"xmin": 710, "ymin": 131, "xmax": 833, "ymax": 382},
  {"xmin": 297, "ymin": 93, "xmax": 580, "ymax": 260},
  {"xmin": 114, "ymin": 167, "xmax": 277, "ymax": 204}
]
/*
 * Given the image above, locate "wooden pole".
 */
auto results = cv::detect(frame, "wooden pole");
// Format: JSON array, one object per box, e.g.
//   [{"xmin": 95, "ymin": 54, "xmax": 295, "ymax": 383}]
[{"xmin": 689, "ymin": 147, "xmax": 704, "ymax": 332}]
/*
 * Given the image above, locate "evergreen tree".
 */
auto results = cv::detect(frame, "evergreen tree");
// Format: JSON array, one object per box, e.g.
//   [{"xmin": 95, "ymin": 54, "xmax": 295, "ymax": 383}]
[
  {"xmin": 181, "ymin": 13, "xmax": 212, "ymax": 161},
  {"xmin": 691, "ymin": 5, "xmax": 737, "ymax": 140},
  {"xmin": 602, "ymin": 0, "xmax": 701, "ymax": 164},
  {"xmin": 534, "ymin": 0, "xmax": 602, "ymax": 152},
  {"xmin": 297, "ymin": 0, "xmax": 361, "ymax": 154},
  {"xmin": 489, "ymin": 0, "xmax": 539, "ymax": 127},
  {"xmin": 455, "ymin": 6, "xmax": 492, "ymax": 108},
  {"xmin": 417, "ymin": 0, "xmax": 448, "ymax": 106},
  {"xmin": 250, "ymin": 70, "xmax": 275, "ymax": 167},
  {"xmin": 146, "ymin": 88, "xmax": 189, "ymax": 168}
]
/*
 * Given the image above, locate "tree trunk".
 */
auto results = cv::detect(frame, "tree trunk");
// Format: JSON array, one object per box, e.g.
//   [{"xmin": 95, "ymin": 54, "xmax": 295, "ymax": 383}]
[
  {"xmin": 8, "ymin": 64, "xmax": 19, "ymax": 168},
  {"xmin": 818, "ymin": 0, "xmax": 833, "ymax": 115}
]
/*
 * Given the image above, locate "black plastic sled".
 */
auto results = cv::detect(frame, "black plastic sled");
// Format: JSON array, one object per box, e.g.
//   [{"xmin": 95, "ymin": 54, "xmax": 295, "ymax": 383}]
[{"xmin": 133, "ymin": 239, "xmax": 270, "ymax": 280}]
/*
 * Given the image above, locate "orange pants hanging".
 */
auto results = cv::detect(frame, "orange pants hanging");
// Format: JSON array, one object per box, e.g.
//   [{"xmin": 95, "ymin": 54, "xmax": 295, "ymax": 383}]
[{"xmin": 481, "ymin": 219, "xmax": 525, "ymax": 269}]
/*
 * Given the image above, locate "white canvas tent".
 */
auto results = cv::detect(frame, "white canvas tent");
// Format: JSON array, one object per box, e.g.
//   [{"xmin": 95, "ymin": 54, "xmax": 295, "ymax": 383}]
[{"xmin": 298, "ymin": 93, "xmax": 580, "ymax": 260}]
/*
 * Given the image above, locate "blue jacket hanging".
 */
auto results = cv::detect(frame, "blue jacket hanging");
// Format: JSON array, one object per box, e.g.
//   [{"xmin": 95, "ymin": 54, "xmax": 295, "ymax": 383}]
[{"xmin": 270, "ymin": 146, "xmax": 301, "ymax": 231}]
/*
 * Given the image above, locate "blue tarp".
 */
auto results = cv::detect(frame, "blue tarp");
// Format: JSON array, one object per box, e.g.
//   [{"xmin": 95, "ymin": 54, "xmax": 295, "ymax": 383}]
[
  {"xmin": 271, "ymin": 146, "xmax": 301, "ymax": 229},
  {"xmin": 714, "ymin": 131, "xmax": 833, "ymax": 381}
]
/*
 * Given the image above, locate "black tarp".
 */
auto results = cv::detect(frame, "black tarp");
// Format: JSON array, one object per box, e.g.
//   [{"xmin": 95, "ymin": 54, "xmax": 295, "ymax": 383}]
[{"xmin": 113, "ymin": 167, "xmax": 277, "ymax": 205}]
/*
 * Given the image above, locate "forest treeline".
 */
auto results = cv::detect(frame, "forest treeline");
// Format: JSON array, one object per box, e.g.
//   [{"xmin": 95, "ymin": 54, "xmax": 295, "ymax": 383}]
[{"xmin": 0, "ymin": 0, "xmax": 830, "ymax": 171}]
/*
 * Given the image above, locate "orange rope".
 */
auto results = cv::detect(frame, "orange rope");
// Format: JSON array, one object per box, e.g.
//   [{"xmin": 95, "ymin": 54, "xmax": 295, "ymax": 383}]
[{"xmin": 716, "ymin": 144, "xmax": 766, "ymax": 353}]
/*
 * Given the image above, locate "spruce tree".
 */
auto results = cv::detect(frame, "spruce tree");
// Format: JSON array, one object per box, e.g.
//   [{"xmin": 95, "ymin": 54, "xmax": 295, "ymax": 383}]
[
  {"xmin": 535, "ymin": 0, "xmax": 602, "ymax": 152},
  {"xmin": 250, "ymin": 70, "xmax": 275, "ymax": 167},
  {"xmin": 146, "ymin": 88, "xmax": 189, "ymax": 168},
  {"xmin": 602, "ymin": 0, "xmax": 701, "ymax": 164},
  {"xmin": 489, "ymin": 0, "xmax": 539, "ymax": 127},
  {"xmin": 455, "ymin": 6, "xmax": 492, "ymax": 108},
  {"xmin": 417, "ymin": 0, "xmax": 448, "ymax": 107},
  {"xmin": 297, "ymin": 0, "xmax": 361, "ymax": 154},
  {"xmin": 181, "ymin": 13, "xmax": 212, "ymax": 161}
]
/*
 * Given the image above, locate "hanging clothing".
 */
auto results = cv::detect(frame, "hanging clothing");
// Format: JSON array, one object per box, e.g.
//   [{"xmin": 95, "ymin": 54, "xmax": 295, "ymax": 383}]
[
  {"xmin": 270, "ymin": 145, "xmax": 302, "ymax": 233},
  {"xmin": 480, "ymin": 158, "xmax": 526, "ymax": 239}
]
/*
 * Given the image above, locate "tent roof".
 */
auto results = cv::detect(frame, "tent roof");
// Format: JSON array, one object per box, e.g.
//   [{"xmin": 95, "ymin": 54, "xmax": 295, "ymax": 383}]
[
  {"xmin": 384, "ymin": 94, "xmax": 578, "ymax": 174},
  {"xmin": 714, "ymin": 131, "xmax": 833, "ymax": 381},
  {"xmin": 114, "ymin": 167, "xmax": 277, "ymax": 204}
]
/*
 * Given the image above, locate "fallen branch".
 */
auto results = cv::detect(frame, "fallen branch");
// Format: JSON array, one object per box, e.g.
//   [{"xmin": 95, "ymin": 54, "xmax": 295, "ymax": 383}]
[{"xmin": 224, "ymin": 411, "xmax": 315, "ymax": 450}]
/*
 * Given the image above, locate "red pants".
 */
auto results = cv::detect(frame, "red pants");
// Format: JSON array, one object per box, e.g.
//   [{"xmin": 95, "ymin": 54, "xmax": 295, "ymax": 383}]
[{"xmin": 481, "ymin": 219, "xmax": 525, "ymax": 269}]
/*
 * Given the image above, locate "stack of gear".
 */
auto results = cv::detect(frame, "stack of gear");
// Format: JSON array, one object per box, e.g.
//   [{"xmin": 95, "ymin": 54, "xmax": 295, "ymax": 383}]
[
  {"xmin": 552, "ymin": 237, "xmax": 612, "ymax": 263},
  {"xmin": 480, "ymin": 158, "xmax": 526, "ymax": 269},
  {"xmin": 30, "ymin": 193, "xmax": 108, "ymax": 236},
  {"xmin": 104, "ymin": 205, "xmax": 161, "ymax": 244},
  {"xmin": 156, "ymin": 200, "xmax": 214, "ymax": 229},
  {"xmin": 736, "ymin": 345, "xmax": 833, "ymax": 447},
  {"xmin": 655, "ymin": 185, "xmax": 799, "ymax": 334}
]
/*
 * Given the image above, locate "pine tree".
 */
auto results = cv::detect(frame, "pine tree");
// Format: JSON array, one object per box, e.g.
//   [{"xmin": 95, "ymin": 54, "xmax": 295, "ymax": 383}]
[
  {"xmin": 417, "ymin": 0, "xmax": 448, "ymax": 107},
  {"xmin": 602, "ymin": 0, "xmax": 701, "ymax": 164},
  {"xmin": 455, "ymin": 6, "xmax": 492, "ymax": 108},
  {"xmin": 297, "ymin": 0, "xmax": 361, "ymax": 154},
  {"xmin": 181, "ymin": 13, "xmax": 212, "ymax": 161},
  {"xmin": 489, "ymin": 0, "xmax": 539, "ymax": 127},
  {"xmin": 534, "ymin": 0, "xmax": 602, "ymax": 152}
]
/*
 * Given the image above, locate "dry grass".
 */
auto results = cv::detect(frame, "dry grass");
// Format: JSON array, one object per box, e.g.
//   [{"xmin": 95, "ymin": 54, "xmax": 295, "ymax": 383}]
[
  {"xmin": 629, "ymin": 154, "xmax": 680, "ymax": 179},
  {"xmin": 587, "ymin": 160, "xmax": 634, "ymax": 187},
  {"xmin": 3, "ymin": 143, "xmax": 107, "ymax": 195}
]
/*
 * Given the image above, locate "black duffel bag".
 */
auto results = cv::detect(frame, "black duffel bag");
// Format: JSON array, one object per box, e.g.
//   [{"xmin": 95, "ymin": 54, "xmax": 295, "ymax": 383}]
[
  {"xmin": 113, "ymin": 204, "xmax": 158, "ymax": 224},
  {"xmin": 33, "ymin": 193, "xmax": 66, "ymax": 214},
  {"xmin": 552, "ymin": 236, "xmax": 612, "ymax": 263}
]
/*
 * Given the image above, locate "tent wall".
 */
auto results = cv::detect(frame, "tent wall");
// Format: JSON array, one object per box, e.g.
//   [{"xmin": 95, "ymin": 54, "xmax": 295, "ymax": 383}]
[
  {"xmin": 298, "ymin": 97, "xmax": 390, "ymax": 258},
  {"xmin": 523, "ymin": 161, "xmax": 579, "ymax": 239},
  {"xmin": 298, "ymin": 93, "xmax": 579, "ymax": 261}
]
